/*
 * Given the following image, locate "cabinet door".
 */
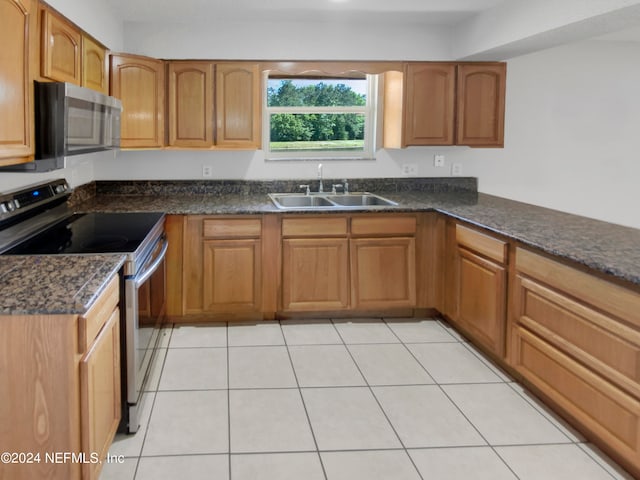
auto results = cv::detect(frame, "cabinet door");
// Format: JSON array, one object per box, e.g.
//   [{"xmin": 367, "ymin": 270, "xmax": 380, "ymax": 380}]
[
  {"xmin": 82, "ymin": 34, "xmax": 108, "ymax": 94},
  {"xmin": 456, "ymin": 63, "xmax": 506, "ymax": 147},
  {"xmin": 80, "ymin": 308, "xmax": 121, "ymax": 480},
  {"xmin": 0, "ymin": 0, "xmax": 33, "ymax": 165},
  {"xmin": 403, "ymin": 63, "xmax": 455, "ymax": 146},
  {"xmin": 168, "ymin": 62, "xmax": 214, "ymax": 147},
  {"xmin": 203, "ymin": 239, "xmax": 262, "ymax": 312},
  {"xmin": 41, "ymin": 8, "xmax": 81, "ymax": 84},
  {"xmin": 110, "ymin": 54, "xmax": 165, "ymax": 148},
  {"xmin": 215, "ymin": 62, "xmax": 261, "ymax": 148},
  {"xmin": 350, "ymin": 237, "xmax": 416, "ymax": 309},
  {"xmin": 282, "ymin": 238, "xmax": 349, "ymax": 311},
  {"xmin": 458, "ymin": 247, "xmax": 506, "ymax": 355}
]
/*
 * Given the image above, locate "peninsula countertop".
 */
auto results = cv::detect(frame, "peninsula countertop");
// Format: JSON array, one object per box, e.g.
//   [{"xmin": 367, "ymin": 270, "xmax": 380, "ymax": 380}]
[
  {"xmin": 0, "ymin": 254, "xmax": 125, "ymax": 315},
  {"xmin": 74, "ymin": 179, "xmax": 640, "ymax": 288}
]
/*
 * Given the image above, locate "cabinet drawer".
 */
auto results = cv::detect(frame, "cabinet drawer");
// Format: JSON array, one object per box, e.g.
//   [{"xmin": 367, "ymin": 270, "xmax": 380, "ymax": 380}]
[
  {"xmin": 203, "ymin": 218, "xmax": 262, "ymax": 238},
  {"xmin": 511, "ymin": 327, "xmax": 640, "ymax": 471},
  {"xmin": 516, "ymin": 274, "xmax": 640, "ymax": 397},
  {"xmin": 282, "ymin": 216, "xmax": 348, "ymax": 237},
  {"xmin": 456, "ymin": 224, "xmax": 507, "ymax": 264},
  {"xmin": 79, "ymin": 275, "xmax": 119, "ymax": 352},
  {"xmin": 351, "ymin": 215, "xmax": 416, "ymax": 236}
]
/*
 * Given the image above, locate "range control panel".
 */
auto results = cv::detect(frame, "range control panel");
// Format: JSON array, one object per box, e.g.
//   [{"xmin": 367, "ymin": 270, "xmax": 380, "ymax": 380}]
[{"xmin": 0, "ymin": 179, "xmax": 69, "ymax": 219}]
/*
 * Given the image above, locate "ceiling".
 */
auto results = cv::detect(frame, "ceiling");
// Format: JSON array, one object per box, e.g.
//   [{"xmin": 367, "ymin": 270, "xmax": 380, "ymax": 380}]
[{"xmin": 106, "ymin": 0, "xmax": 510, "ymax": 25}]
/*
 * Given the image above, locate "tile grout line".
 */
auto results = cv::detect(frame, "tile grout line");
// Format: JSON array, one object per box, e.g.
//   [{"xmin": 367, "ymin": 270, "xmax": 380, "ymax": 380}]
[
  {"xmin": 333, "ymin": 317, "xmax": 427, "ymax": 480},
  {"xmin": 279, "ymin": 321, "xmax": 330, "ymax": 480},
  {"xmin": 382, "ymin": 318, "xmax": 523, "ymax": 480},
  {"xmin": 225, "ymin": 321, "xmax": 232, "ymax": 480}
]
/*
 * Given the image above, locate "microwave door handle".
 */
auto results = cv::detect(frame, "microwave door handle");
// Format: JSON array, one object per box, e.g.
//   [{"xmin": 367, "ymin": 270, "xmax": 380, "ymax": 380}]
[{"xmin": 134, "ymin": 238, "xmax": 168, "ymax": 288}]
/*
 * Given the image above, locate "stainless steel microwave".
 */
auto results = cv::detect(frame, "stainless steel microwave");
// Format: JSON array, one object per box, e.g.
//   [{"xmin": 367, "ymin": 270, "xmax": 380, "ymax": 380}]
[{"xmin": 1, "ymin": 81, "xmax": 122, "ymax": 172}]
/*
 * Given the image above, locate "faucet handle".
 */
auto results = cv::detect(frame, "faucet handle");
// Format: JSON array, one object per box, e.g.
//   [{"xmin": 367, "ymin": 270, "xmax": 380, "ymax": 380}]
[
  {"xmin": 299, "ymin": 184, "xmax": 310, "ymax": 195},
  {"xmin": 331, "ymin": 184, "xmax": 343, "ymax": 195},
  {"xmin": 342, "ymin": 179, "xmax": 350, "ymax": 194}
]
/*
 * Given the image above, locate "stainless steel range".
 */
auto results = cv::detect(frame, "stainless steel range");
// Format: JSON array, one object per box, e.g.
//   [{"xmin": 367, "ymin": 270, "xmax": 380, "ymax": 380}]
[{"xmin": 0, "ymin": 179, "xmax": 167, "ymax": 433}]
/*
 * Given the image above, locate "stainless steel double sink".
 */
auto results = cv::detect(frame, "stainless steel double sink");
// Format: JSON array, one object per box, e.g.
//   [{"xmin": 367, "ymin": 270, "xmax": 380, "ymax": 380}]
[{"xmin": 269, "ymin": 192, "xmax": 398, "ymax": 210}]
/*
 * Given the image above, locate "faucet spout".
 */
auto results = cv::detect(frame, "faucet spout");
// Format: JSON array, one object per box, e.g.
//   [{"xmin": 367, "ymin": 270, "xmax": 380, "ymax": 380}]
[{"xmin": 317, "ymin": 163, "xmax": 324, "ymax": 193}]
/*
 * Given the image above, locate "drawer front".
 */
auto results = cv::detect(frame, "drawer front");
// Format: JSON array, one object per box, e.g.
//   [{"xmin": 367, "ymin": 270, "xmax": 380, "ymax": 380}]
[
  {"xmin": 282, "ymin": 216, "xmax": 348, "ymax": 237},
  {"xmin": 203, "ymin": 218, "xmax": 262, "ymax": 238},
  {"xmin": 80, "ymin": 274, "xmax": 119, "ymax": 352},
  {"xmin": 511, "ymin": 327, "xmax": 640, "ymax": 471},
  {"xmin": 516, "ymin": 275, "xmax": 640, "ymax": 397},
  {"xmin": 516, "ymin": 247, "xmax": 640, "ymax": 329},
  {"xmin": 456, "ymin": 224, "xmax": 507, "ymax": 264},
  {"xmin": 351, "ymin": 215, "xmax": 416, "ymax": 236}
]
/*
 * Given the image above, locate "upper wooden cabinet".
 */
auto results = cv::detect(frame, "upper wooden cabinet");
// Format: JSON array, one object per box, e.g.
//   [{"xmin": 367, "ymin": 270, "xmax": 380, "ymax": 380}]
[
  {"xmin": 41, "ymin": 7, "xmax": 81, "ymax": 84},
  {"xmin": 215, "ymin": 62, "xmax": 261, "ymax": 148},
  {"xmin": 456, "ymin": 63, "xmax": 506, "ymax": 147},
  {"xmin": 168, "ymin": 61, "xmax": 214, "ymax": 147},
  {"xmin": 81, "ymin": 34, "xmax": 108, "ymax": 94},
  {"xmin": 403, "ymin": 63, "xmax": 456, "ymax": 146},
  {"xmin": 110, "ymin": 53, "xmax": 165, "ymax": 148},
  {"xmin": 0, "ymin": 0, "xmax": 34, "ymax": 166}
]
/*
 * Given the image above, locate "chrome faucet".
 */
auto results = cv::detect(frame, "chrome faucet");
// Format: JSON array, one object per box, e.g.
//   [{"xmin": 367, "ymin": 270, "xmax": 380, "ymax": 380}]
[
  {"xmin": 343, "ymin": 179, "xmax": 350, "ymax": 194},
  {"xmin": 317, "ymin": 163, "xmax": 324, "ymax": 193}
]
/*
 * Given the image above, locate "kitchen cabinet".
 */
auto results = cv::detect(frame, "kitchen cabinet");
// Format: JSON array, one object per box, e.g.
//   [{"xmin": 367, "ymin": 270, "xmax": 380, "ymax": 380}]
[
  {"xmin": 41, "ymin": 7, "xmax": 81, "ymax": 84},
  {"xmin": 280, "ymin": 214, "xmax": 417, "ymax": 313},
  {"xmin": 81, "ymin": 34, "xmax": 108, "ymax": 94},
  {"xmin": 110, "ymin": 53, "xmax": 165, "ymax": 148},
  {"xmin": 0, "ymin": 0, "xmax": 34, "ymax": 167},
  {"xmin": 167, "ymin": 61, "xmax": 214, "ymax": 147},
  {"xmin": 215, "ymin": 62, "xmax": 261, "ymax": 148},
  {"xmin": 0, "ymin": 275, "xmax": 121, "ymax": 480},
  {"xmin": 403, "ymin": 63, "xmax": 456, "ymax": 146},
  {"xmin": 445, "ymin": 222, "xmax": 508, "ymax": 357},
  {"xmin": 183, "ymin": 216, "xmax": 263, "ymax": 317},
  {"xmin": 456, "ymin": 63, "xmax": 506, "ymax": 147},
  {"xmin": 281, "ymin": 217, "xmax": 350, "ymax": 311},
  {"xmin": 350, "ymin": 215, "xmax": 416, "ymax": 309},
  {"xmin": 510, "ymin": 247, "xmax": 640, "ymax": 476}
]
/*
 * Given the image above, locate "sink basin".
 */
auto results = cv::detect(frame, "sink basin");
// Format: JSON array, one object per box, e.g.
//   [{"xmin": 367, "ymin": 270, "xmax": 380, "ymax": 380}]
[
  {"xmin": 327, "ymin": 194, "xmax": 398, "ymax": 207},
  {"xmin": 269, "ymin": 194, "xmax": 335, "ymax": 208},
  {"xmin": 268, "ymin": 192, "xmax": 398, "ymax": 210}
]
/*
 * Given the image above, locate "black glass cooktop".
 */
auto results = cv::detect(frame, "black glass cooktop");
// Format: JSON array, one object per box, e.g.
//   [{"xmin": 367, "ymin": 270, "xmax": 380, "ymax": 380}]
[{"xmin": 5, "ymin": 212, "xmax": 165, "ymax": 255}]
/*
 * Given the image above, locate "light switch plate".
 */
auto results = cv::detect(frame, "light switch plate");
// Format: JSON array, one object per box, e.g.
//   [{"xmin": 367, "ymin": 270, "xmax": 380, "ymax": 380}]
[{"xmin": 434, "ymin": 154, "xmax": 445, "ymax": 167}]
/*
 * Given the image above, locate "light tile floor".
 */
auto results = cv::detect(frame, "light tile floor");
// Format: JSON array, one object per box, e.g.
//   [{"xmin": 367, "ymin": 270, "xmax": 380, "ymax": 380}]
[{"xmin": 101, "ymin": 318, "xmax": 634, "ymax": 480}]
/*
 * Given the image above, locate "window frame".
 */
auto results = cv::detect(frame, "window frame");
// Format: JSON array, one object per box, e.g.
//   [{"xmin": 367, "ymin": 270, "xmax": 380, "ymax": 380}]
[{"xmin": 262, "ymin": 72, "xmax": 378, "ymax": 161}]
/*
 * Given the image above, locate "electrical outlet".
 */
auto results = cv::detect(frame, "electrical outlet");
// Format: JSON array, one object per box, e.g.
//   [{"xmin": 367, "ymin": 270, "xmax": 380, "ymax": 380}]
[
  {"xmin": 401, "ymin": 163, "xmax": 418, "ymax": 176},
  {"xmin": 202, "ymin": 165, "xmax": 213, "ymax": 177},
  {"xmin": 451, "ymin": 163, "xmax": 463, "ymax": 176},
  {"xmin": 434, "ymin": 154, "xmax": 445, "ymax": 167}
]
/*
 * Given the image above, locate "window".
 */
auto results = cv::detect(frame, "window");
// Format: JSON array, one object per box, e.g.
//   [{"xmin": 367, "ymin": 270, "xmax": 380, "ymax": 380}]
[{"xmin": 263, "ymin": 73, "xmax": 378, "ymax": 160}]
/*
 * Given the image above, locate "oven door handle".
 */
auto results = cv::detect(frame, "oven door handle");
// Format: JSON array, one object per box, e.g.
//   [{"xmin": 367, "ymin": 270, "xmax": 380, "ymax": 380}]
[{"xmin": 134, "ymin": 237, "xmax": 168, "ymax": 288}]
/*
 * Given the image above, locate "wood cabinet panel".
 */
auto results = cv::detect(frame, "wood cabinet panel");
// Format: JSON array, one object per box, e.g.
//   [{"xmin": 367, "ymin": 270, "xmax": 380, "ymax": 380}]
[
  {"xmin": 0, "ymin": 0, "xmax": 33, "ymax": 165},
  {"xmin": 81, "ymin": 34, "xmax": 108, "ymax": 94},
  {"xmin": 456, "ymin": 223, "xmax": 507, "ymax": 263},
  {"xmin": 168, "ymin": 61, "xmax": 214, "ymax": 147},
  {"xmin": 511, "ymin": 326, "xmax": 640, "ymax": 475},
  {"xmin": 78, "ymin": 275, "xmax": 119, "ymax": 352},
  {"xmin": 203, "ymin": 218, "xmax": 261, "ymax": 238},
  {"xmin": 203, "ymin": 239, "xmax": 262, "ymax": 312},
  {"xmin": 282, "ymin": 238, "xmax": 349, "ymax": 311},
  {"xmin": 458, "ymin": 247, "xmax": 506, "ymax": 355},
  {"xmin": 215, "ymin": 62, "xmax": 261, "ymax": 148},
  {"xmin": 80, "ymin": 308, "xmax": 121, "ymax": 480},
  {"xmin": 41, "ymin": 8, "xmax": 81, "ymax": 84},
  {"xmin": 351, "ymin": 215, "xmax": 416, "ymax": 236},
  {"xmin": 110, "ymin": 54, "xmax": 165, "ymax": 148},
  {"xmin": 403, "ymin": 63, "xmax": 455, "ymax": 146},
  {"xmin": 350, "ymin": 237, "xmax": 416, "ymax": 309},
  {"xmin": 282, "ymin": 216, "xmax": 348, "ymax": 237},
  {"xmin": 456, "ymin": 63, "xmax": 506, "ymax": 147}
]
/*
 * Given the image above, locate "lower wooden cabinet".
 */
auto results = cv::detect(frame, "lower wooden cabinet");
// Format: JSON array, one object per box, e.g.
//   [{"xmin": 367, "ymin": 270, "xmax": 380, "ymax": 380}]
[
  {"xmin": 511, "ymin": 247, "xmax": 640, "ymax": 476},
  {"xmin": 0, "ymin": 275, "xmax": 121, "ymax": 480},
  {"xmin": 446, "ymin": 222, "xmax": 508, "ymax": 357},
  {"xmin": 183, "ymin": 216, "xmax": 263, "ymax": 317}
]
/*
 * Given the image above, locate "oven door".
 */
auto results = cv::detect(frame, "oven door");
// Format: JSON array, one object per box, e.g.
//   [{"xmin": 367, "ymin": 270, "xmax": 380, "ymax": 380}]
[{"xmin": 124, "ymin": 236, "xmax": 168, "ymax": 433}]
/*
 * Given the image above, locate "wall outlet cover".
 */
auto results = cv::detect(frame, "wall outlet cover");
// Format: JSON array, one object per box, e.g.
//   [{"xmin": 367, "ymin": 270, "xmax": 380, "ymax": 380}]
[
  {"xmin": 202, "ymin": 165, "xmax": 213, "ymax": 177},
  {"xmin": 451, "ymin": 163, "xmax": 463, "ymax": 176},
  {"xmin": 401, "ymin": 163, "xmax": 419, "ymax": 176},
  {"xmin": 434, "ymin": 154, "xmax": 445, "ymax": 167}
]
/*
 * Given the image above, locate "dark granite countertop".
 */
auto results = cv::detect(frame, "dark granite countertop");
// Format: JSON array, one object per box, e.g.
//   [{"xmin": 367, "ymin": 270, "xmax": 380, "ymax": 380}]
[
  {"xmin": 74, "ymin": 179, "xmax": 640, "ymax": 288},
  {"xmin": 0, "ymin": 254, "xmax": 125, "ymax": 315}
]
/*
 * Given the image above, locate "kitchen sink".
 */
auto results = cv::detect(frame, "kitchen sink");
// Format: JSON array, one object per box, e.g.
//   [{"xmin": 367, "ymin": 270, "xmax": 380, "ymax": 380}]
[{"xmin": 268, "ymin": 192, "xmax": 398, "ymax": 210}]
